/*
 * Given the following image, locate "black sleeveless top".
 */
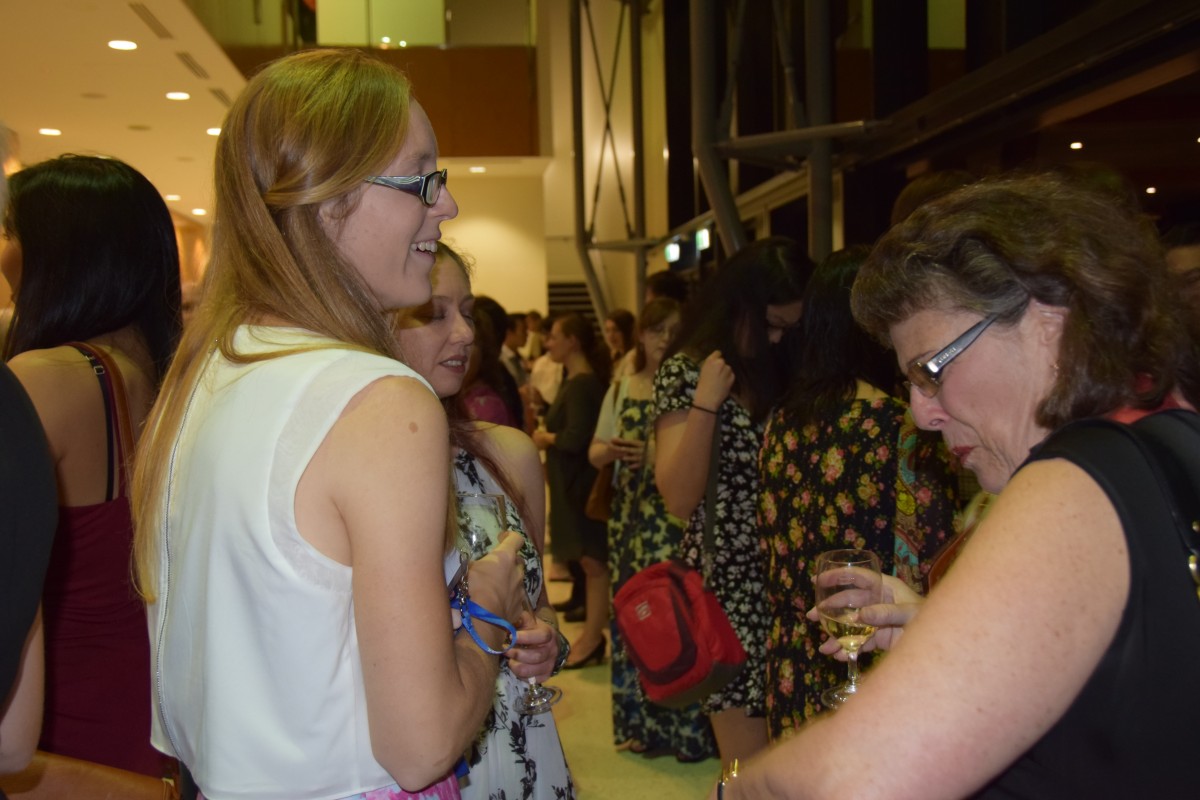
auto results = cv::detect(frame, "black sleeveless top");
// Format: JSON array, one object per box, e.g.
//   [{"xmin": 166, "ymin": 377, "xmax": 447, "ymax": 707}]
[{"xmin": 974, "ymin": 412, "xmax": 1200, "ymax": 798}]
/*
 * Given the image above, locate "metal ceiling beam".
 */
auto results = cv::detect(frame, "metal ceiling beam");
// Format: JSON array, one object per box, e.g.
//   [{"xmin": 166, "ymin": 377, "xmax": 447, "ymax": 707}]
[
  {"xmin": 846, "ymin": 0, "xmax": 1200, "ymax": 167},
  {"xmin": 690, "ymin": 0, "xmax": 748, "ymax": 256}
]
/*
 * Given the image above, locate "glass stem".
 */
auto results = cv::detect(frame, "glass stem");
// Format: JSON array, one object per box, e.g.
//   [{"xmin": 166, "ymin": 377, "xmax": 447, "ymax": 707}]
[{"xmin": 845, "ymin": 651, "xmax": 860, "ymax": 691}]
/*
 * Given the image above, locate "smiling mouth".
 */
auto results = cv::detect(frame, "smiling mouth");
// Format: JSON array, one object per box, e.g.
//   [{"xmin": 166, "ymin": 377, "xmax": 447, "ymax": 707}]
[{"xmin": 411, "ymin": 239, "xmax": 439, "ymax": 254}]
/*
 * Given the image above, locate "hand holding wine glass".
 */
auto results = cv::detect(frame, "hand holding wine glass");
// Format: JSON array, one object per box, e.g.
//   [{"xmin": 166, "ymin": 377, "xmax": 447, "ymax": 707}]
[
  {"xmin": 808, "ymin": 573, "xmax": 925, "ymax": 659},
  {"xmin": 456, "ymin": 492, "xmax": 562, "ymax": 715},
  {"xmin": 813, "ymin": 548, "xmax": 883, "ymax": 708}
]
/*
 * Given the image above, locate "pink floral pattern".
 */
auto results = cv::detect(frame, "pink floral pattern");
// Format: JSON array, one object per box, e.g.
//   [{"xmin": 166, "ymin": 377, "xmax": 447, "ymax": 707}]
[{"xmin": 758, "ymin": 397, "xmax": 960, "ymax": 739}]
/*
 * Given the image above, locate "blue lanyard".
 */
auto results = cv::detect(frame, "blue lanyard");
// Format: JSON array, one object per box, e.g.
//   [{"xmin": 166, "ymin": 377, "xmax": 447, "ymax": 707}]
[{"xmin": 450, "ymin": 580, "xmax": 517, "ymax": 656}]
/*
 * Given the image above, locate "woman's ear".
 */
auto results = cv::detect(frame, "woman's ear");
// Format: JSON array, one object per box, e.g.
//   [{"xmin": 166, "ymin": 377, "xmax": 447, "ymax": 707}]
[{"xmin": 1029, "ymin": 299, "xmax": 1068, "ymax": 347}]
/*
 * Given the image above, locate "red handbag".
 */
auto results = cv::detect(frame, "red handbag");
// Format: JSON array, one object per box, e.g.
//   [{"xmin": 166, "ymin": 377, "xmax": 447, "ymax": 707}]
[
  {"xmin": 613, "ymin": 559, "xmax": 746, "ymax": 708},
  {"xmin": 612, "ymin": 410, "xmax": 745, "ymax": 708}
]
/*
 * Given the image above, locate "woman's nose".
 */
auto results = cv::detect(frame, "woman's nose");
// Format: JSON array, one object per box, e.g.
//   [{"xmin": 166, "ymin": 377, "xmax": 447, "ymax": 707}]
[
  {"xmin": 436, "ymin": 186, "xmax": 460, "ymax": 221},
  {"xmin": 908, "ymin": 385, "xmax": 947, "ymax": 430},
  {"xmin": 453, "ymin": 314, "xmax": 474, "ymax": 345}
]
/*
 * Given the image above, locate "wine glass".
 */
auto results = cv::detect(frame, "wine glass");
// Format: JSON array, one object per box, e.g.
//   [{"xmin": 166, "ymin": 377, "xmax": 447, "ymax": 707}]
[
  {"xmin": 454, "ymin": 491, "xmax": 563, "ymax": 715},
  {"xmin": 813, "ymin": 548, "xmax": 883, "ymax": 709}
]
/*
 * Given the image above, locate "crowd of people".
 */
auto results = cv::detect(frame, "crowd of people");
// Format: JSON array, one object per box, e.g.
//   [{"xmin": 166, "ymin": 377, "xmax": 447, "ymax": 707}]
[{"xmin": 1, "ymin": 45, "xmax": 1198, "ymax": 800}]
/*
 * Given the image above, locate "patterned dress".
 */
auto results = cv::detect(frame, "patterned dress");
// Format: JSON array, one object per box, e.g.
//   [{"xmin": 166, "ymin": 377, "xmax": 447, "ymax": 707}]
[
  {"xmin": 602, "ymin": 379, "xmax": 716, "ymax": 759},
  {"xmin": 652, "ymin": 353, "xmax": 769, "ymax": 715},
  {"xmin": 757, "ymin": 397, "xmax": 960, "ymax": 739},
  {"xmin": 453, "ymin": 450, "xmax": 576, "ymax": 800}
]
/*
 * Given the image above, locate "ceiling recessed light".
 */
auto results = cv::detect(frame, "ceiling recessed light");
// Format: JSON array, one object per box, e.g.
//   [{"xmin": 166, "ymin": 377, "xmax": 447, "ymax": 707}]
[
  {"xmin": 1145, "ymin": 187, "xmax": 1157, "ymax": 195},
  {"xmin": 207, "ymin": 127, "xmax": 221, "ymax": 136},
  {"xmin": 108, "ymin": 40, "xmax": 137, "ymax": 51},
  {"xmin": 165, "ymin": 194, "xmax": 181, "ymax": 201},
  {"xmin": 166, "ymin": 91, "xmax": 191, "ymax": 101},
  {"xmin": 1069, "ymin": 141, "xmax": 1083, "ymax": 150},
  {"xmin": 191, "ymin": 208, "xmax": 208, "ymax": 216},
  {"xmin": 399, "ymin": 40, "xmax": 407, "ymax": 47},
  {"xmin": 468, "ymin": 166, "xmax": 487, "ymax": 174},
  {"xmin": 38, "ymin": 128, "xmax": 62, "ymax": 136},
  {"xmin": 381, "ymin": 36, "xmax": 391, "ymax": 44}
]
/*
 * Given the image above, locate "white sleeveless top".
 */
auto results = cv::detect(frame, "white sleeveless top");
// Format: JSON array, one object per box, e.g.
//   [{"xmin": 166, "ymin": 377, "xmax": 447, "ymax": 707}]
[{"xmin": 147, "ymin": 327, "xmax": 438, "ymax": 799}]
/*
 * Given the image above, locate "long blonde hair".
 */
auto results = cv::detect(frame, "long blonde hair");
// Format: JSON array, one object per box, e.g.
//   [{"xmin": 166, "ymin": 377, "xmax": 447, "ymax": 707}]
[{"xmin": 132, "ymin": 49, "xmax": 416, "ymax": 600}]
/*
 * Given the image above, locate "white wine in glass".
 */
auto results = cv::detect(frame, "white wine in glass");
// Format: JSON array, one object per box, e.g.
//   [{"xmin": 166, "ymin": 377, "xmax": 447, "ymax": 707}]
[
  {"xmin": 454, "ymin": 491, "xmax": 562, "ymax": 716},
  {"xmin": 813, "ymin": 548, "xmax": 883, "ymax": 709}
]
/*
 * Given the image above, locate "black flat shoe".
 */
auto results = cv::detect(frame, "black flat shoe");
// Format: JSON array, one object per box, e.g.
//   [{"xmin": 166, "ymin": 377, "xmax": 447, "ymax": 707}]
[
  {"xmin": 551, "ymin": 597, "xmax": 583, "ymax": 613},
  {"xmin": 562, "ymin": 638, "xmax": 605, "ymax": 669}
]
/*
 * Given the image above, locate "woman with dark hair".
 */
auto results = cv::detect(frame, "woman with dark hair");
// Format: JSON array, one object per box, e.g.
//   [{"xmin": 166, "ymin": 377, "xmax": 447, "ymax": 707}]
[
  {"xmin": 590, "ymin": 298, "xmax": 717, "ymax": 761},
  {"xmin": 468, "ymin": 295, "xmax": 523, "ymax": 427},
  {"xmin": 604, "ymin": 308, "xmax": 636, "ymax": 378},
  {"xmin": 757, "ymin": 247, "xmax": 960, "ymax": 739},
  {"xmin": 2, "ymin": 154, "xmax": 181, "ymax": 776},
  {"xmin": 710, "ymin": 172, "xmax": 1200, "ymax": 799},
  {"xmin": 533, "ymin": 312, "xmax": 612, "ymax": 668},
  {"xmin": 654, "ymin": 235, "xmax": 814, "ymax": 764}
]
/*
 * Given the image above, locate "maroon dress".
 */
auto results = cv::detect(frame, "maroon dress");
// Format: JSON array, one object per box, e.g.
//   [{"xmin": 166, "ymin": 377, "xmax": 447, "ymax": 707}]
[{"xmin": 37, "ymin": 344, "xmax": 168, "ymax": 776}]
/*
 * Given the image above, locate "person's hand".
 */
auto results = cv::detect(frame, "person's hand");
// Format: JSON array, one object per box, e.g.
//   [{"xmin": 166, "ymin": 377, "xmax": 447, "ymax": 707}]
[
  {"xmin": 694, "ymin": 350, "xmax": 735, "ymax": 412},
  {"xmin": 808, "ymin": 573, "xmax": 925, "ymax": 659},
  {"xmin": 467, "ymin": 531, "xmax": 527, "ymax": 628},
  {"xmin": 610, "ymin": 437, "xmax": 645, "ymax": 469},
  {"xmin": 504, "ymin": 610, "xmax": 558, "ymax": 682},
  {"xmin": 531, "ymin": 429, "xmax": 553, "ymax": 450}
]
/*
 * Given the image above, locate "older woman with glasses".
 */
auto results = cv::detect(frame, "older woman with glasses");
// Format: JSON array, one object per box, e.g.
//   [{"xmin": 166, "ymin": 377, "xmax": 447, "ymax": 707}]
[{"xmin": 706, "ymin": 171, "xmax": 1200, "ymax": 799}]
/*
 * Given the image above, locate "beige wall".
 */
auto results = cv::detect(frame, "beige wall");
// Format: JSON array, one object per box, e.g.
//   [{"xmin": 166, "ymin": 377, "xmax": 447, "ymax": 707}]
[
  {"xmin": 538, "ymin": 0, "xmax": 671, "ymax": 316},
  {"xmin": 441, "ymin": 174, "xmax": 549, "ymax": 315}
]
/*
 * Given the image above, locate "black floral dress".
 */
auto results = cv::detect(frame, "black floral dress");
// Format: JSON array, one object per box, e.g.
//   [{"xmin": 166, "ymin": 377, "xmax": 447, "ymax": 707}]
[
  {"xmin": 757, "ymin": 398, "xmax": 960, "ymax": 739},
  {"xmin": 453, "ymin": 450, "xmax": 576, "ymax": 800},
  {"xmin": 603, "ymin": 380, "xmax": 717, "ymax": 759},
  {"xmin": 652, "ymin": 353, "xmax": 769, "ymax": 715}
]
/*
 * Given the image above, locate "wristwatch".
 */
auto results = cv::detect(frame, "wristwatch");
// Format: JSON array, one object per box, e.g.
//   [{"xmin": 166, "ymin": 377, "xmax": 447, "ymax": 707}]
[{"xmin": 550, "ymin": 629, "xmax": 571, "ymax": 676}]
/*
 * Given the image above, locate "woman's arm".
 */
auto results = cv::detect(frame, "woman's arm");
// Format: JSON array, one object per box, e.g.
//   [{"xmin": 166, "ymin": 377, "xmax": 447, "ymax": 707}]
[
  {"xmin": 0, "ymin": 610, "xmax": 44, "ymax": 775},
  {"xmin": 311, "ymin": 377, "xmax": 524, "ymax": 790},
  {"xmin": 475, "ymin": 424, "xmax": 561, "ymax": 682},
  {"xmin": 588, "ymin": 382, "xmax": 619, "ymax": 468},
  {"xmin": 722, "ymin": 459, "xmax": 1129, "ymax": 800},
  {"xmin": 654, "ymin": 352, "xmax": 734, "ymax": 520}
]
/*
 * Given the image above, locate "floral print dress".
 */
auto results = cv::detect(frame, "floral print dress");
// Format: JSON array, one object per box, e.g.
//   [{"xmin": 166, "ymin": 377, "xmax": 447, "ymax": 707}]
[
  {"xmin": 602, "ymin": 378, "xmax": 717, "ymax": 760},
  {"xmin": 652, "ymin": 353, "xmax": 769, "ymax": 715},
  {"xmin": 453, "ymin": 450, "xmax": 576, "ymax": 800},
  {"xmin": 757, "ymin": 397, "xmax": 960, "ymax": 739}
]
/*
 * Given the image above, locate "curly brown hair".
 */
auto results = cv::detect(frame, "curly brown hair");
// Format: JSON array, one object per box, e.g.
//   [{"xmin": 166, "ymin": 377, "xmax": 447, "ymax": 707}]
[{"xmin": 851, "ymin": 171, "xmax": 1200, "ymax": 430}]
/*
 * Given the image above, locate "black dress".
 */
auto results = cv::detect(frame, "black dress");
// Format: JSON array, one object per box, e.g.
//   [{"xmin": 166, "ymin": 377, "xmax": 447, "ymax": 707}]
[
  {"xmin": 975, "ymin": 412, "xmax": 1200, "ymax": 798},
  {"xmin": 0, "ymin": 362, "xmax": 58, "ymax": 698},
  {"xmin": 544, "ymin": 371, "xmax": 607, "ymax": 562}
]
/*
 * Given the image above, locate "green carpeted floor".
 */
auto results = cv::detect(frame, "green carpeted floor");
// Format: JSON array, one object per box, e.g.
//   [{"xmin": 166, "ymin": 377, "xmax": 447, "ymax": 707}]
[{"xmin": 544, "ymin": 575, "xmax": 719, "ymax": 799}]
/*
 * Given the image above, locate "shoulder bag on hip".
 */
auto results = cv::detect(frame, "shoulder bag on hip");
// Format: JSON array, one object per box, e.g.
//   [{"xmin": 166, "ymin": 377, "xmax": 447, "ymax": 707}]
[{"xmin": 612, "ymin": 411, "xmax": 747, "ymax": 708}]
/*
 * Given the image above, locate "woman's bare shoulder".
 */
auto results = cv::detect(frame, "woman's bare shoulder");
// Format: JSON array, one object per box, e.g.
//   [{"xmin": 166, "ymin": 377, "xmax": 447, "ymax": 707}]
[{"xmin": 469, "ymin": 420, "xmax": 539, "ymax": 466}]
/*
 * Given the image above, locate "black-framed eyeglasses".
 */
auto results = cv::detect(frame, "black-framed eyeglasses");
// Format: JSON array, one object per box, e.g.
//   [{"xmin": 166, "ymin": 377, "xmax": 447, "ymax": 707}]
[
  {"xmin": 363, "ymin": 168, "xmax": 448, "ymax": 206},
  {"xmin": 905, "ymin": 314, "xmax": 997, "ymax": 398}
]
